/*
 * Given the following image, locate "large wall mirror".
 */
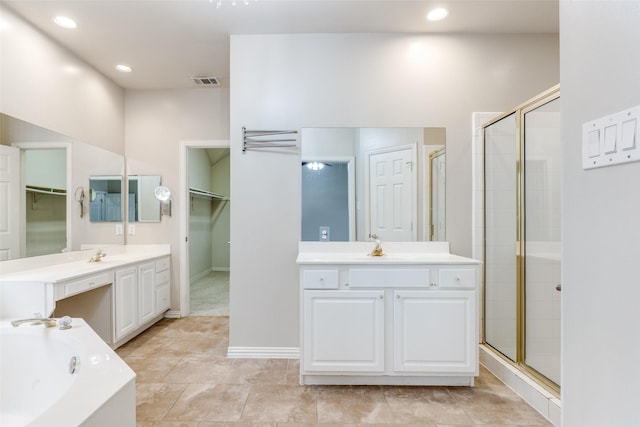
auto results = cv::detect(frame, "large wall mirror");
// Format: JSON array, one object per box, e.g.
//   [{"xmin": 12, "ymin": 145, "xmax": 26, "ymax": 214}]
[
  {"xmin": 0, "ymin": 113, "xmax": 125, "ymax": 260},
  {"xmin": 301, "ymin": 127, "xmax": 446, "ymax": 242},
  {"xmin": 127, "ymin": 175, "xmax": 161, "ymax": 222}
]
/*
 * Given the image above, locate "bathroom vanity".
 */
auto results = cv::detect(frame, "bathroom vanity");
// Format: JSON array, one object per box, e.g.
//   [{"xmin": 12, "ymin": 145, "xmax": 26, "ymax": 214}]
[
  {"xmin": 297, "ymin": 241, "xmax": 481, "ymax": 386},
  {"xmin": 0, "ymin": 245, "xmax": 170, "ymax": 348}
]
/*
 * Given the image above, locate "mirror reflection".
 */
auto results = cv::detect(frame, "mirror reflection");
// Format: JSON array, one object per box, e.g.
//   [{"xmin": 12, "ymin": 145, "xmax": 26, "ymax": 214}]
[
  {"xmin": 301, "ymin": 127, "xmax": 446, "ymax": 242},
  {"xmin": 0, "ymin": 113, "xmax": 125, "ymax": 260},
  {"xmin": 127, "ymin": 175, "xmax": 161, "ymax": 222},
  {"xmin": 24, "ymin": 148, "xmax": 68, "ymax": 257},
  {"xmin": 89, "ymin": 176, "xmax": 123, "ymax": 222},
  {"xmin": 430, "ymin": 148, "xmax": 446, "ymax": 241}
]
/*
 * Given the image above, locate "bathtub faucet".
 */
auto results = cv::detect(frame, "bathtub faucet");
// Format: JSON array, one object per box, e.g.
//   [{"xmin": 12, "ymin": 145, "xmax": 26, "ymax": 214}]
[{"xmin": 11, "ymin": 318, "xmax": 57, "ymax": 328}]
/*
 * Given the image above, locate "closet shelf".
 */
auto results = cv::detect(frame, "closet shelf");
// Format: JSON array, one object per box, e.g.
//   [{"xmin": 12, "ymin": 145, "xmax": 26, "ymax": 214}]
[
  {"xmin": 189, "ymin": 187, "xmax": 229, "ymax": 201},
  {"xmin": 26, "ymin": 185, "xmax": 66, "ymax": 196}
]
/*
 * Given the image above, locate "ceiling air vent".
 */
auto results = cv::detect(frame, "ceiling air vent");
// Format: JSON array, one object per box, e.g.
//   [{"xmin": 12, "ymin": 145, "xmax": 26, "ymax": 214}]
[{"xmin": 192, "ymin": 76, "xmax": 220, "ymax": 86}]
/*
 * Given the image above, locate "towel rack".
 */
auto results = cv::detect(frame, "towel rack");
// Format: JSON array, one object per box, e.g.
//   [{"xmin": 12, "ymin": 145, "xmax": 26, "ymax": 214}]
[{"xmin": 242, "ymin": 127, "xmax": 298, "ymax": 153}]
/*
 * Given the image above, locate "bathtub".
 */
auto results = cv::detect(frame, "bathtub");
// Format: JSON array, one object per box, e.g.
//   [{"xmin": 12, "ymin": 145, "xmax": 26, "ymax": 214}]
[{"xmin": 0, "ymin": 318, "xmax": 135, "ymax": 427}]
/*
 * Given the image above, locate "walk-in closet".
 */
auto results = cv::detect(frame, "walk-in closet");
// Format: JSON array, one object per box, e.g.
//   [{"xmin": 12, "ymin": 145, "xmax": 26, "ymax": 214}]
[{"xmin": 187, "ymin": 147, "xmax": 230, "ymax": 316}]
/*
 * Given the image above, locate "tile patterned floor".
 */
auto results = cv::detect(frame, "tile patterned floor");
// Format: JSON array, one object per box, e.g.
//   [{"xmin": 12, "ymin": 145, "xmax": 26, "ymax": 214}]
[
  {"xmin": 116, "ymin": 317, "xmax": 553, "ymax": 427},
  {"xmin": 190, "ymin": 271, "xmax": 229, "ymax": 316}
]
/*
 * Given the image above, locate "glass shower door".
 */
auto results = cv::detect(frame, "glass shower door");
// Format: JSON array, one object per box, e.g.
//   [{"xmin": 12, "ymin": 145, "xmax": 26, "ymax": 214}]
[
  {"xmin": 523, "ymin": 97, "xmax": 561, "ymax": 385},
  {"xmin": 484, "ymin": 112, "xmax": 518, "ymax": 361}
]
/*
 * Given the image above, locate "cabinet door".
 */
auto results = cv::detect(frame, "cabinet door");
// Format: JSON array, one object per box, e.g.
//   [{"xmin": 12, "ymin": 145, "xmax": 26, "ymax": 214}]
[
  {"xmin": 303, "ymin": 290, "xmax": 385, "ymax": 372},
  {"xmin": 114, "ymin": 267, "xmax": 138, "ymax": 341},
  {"xmin": 138, "ymin": 262, "xmax": 156, "ymax": 324},
  {"xmin": 393, "ymin": 290, "xmax": 476, "ymax": 373}
]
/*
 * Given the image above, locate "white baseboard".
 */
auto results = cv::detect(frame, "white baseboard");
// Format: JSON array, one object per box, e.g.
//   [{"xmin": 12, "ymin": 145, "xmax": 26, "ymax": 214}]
[
  {"xmin": 227, "ymin": 346, "xmax": 300, "ymax": 359},
  {"xmin": 211, "ymin": 267, "xmax": 230, "ymax": 272},
  {"xmin": 480, "ymin": 345, "xmax": 561, "ymax": 426},
  {"xmin": 163, "ymin": 310, "xmax": 182, "ymax": 319}
]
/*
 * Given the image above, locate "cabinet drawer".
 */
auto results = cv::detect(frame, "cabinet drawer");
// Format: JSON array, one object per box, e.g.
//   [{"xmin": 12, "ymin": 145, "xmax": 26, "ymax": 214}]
[
  {"xmin": 62, "ymin": 271, "xmax": 113, "ymax": 298},
  {"xmin": 303, "ymin": 269, "xmax": 339, "ymax": 289},
  {"xmin": 156, "ymin": 285, "xmax": 170, "ymax": 313},
  {"xmin": 349, "ymin": 268, "xmax": 430, "ymax": 288},
  {"xmin": 438, "ymin": 268, "xmax": 476, "ymax": 289},
  {"xmin": 155, "ymin": 257, "xmax": 170, "ymax": 272},
  {"xmin": 156, "ymin": 270, "xmax": 170, "ymax": 286}
]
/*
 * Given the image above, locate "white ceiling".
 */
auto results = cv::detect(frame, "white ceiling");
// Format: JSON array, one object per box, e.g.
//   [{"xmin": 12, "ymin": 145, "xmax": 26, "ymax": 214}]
[{"xmin": 3, "ymin": 0, "xmax": 559, "ymax": 90}]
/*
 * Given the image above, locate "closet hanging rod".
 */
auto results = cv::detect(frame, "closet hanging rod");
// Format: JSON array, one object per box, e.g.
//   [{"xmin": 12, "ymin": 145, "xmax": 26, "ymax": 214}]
[
  {"xmin": 189, "ymin": 187, "xmax": 229, "ymax": 201},
  {"xmin": 242, "ymin": 127, "xmax": 298, "ymax": 153},
  {"xmin": 26, "ymin": 185, "xmax": 66, "ymax": 196}
]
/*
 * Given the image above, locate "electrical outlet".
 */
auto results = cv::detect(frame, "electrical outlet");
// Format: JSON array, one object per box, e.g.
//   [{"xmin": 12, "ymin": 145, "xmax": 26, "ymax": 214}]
[
  {"xmin": 128, "ymin": 224, "xmax": 136, "ymax": 235},
  {"xmin": 319, "ymin": 226, "xmax": 330, "ymax": 241},
  {"xmin": 115, "ymin": 224, "xmax": 123, "ymax": 235}
]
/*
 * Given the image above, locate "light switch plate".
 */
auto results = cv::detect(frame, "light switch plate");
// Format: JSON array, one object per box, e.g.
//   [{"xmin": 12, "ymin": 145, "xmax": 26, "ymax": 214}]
[{"xmin": 583, "ymin": 105, "xmax": 640, "ymax": 170}]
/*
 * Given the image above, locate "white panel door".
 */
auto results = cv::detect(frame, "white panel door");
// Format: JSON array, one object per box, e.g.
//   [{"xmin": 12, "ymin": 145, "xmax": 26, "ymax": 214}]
[
  {"xmin": 393, "ymin": 290, "xmax": 476, "ymax": 373},
  {"xmin": 138, "ymin": 262, "xmax": 156, "ymax": 324},
  {"xmin": 0, "ymin": 145, "xmax": 21, "ymax": 260},
  {"xmin": 303, "ymin": 290, "xmax": 385, "ymax": 372},
  {"xmin": 368, "ymin": 146, "xmax": 416, "ymax": 241},
  {"xmin": 114, "ymin": 267, "xmax": 138, "ymax": 341}
]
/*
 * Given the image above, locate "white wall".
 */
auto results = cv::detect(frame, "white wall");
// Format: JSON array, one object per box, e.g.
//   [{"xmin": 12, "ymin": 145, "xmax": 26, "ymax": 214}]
[
  {"xmin": 229, "ymin": 33, "xmax": 559, "ymax": 349},
  {"xmin": 560, "ymin": 1, "xmax": 640, "ymax": 425},
  {"xmin": 125, "ymin": 88, "xmax": 230, "ymax": 309},
  {"xmin": 0, "ymin": 5, "xmax": 124, "ymax": 154}
]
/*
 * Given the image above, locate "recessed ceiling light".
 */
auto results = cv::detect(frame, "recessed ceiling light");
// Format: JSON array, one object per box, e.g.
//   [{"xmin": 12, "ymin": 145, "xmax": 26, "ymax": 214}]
[
  {"xmin": 115, "ymin": 64, "xmax": 133, "ymax": 73},
  {"xmin": 426, "ymin": 8, "xmax": 449, "ymax": 22},
  {"xmin": 53, "ymin": 16, "xmax": 77, "ymax": 29}
]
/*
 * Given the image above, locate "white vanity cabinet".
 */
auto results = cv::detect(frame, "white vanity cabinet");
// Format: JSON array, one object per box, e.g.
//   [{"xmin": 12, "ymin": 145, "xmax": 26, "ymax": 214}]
[
  {"xmin": 393, "ymin": 289, "xmax": 475, "ymax": 373},
  {"xmin": 113, "ymin": 256, "xmax": 171, "ymax": 343},
  {"xmin": 303, "ymin": 289, "xmax": 385, "ymax": 372},
  {"xmin": 114, "ymin": 266, "xmax": 139, "ymax": 340},
  {"xmin": 155, "ymin": 257, "xmax": 171, "ymax": 313},
  {"xmin": 297, "ymin": 242, "xmax": 481, "ymax": 386},
  {"xmin": 0, "ymin": 245, "xmax": 171, "ymax": 349}
]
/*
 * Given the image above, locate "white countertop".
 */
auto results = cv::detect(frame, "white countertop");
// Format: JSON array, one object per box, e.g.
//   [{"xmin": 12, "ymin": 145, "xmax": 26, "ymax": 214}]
[
  {"xmin": 296, "ymin": 241, "xmax": 481, "ymax": 265},
  {"xmin": 0, "ymin": 245, "xmax": 170, "ymax": 283}
]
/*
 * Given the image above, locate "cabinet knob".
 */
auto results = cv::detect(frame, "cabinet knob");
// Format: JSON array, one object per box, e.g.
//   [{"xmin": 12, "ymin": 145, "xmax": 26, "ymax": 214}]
[
  {"xmin": 380, "ymin": 295, "xmax": 384, "ymax": 299},
  {"xmin": 555, "ymin": 284, "xmax": 562, "ymax": 292}
]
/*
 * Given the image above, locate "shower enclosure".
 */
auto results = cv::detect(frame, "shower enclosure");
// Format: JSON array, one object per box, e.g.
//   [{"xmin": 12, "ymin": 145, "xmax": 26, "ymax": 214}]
[{"xmin": 483, "ymin": 86, "xmax": 561, "ymax": 392}]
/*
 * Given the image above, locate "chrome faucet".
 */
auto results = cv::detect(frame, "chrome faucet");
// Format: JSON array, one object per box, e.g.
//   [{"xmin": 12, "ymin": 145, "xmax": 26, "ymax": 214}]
[
  {"xmin": 88, "ymin": 248, "xmax": 107, "ymax": 263},
  {"xmin": 369, "ymin": 234, "xmax": 384, "ymax": 257},
  {"xmin": 11, "ymin": 318, "xmax": 57, "ymax": 328}
]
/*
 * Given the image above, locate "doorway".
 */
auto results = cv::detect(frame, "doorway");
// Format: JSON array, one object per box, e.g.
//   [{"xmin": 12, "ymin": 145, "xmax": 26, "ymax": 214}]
[
  {"xmin": 301, "ymin": 158, "xmax": 355, "ymax": 241},
  {"xmin": 483, "ymin": 87, "xmax": 561, "ymax": 394},
  {"xmin": 180, "ymin": 140, "xmax": 231, "ymax": 317}
]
